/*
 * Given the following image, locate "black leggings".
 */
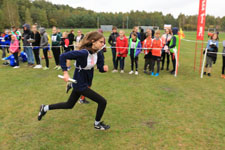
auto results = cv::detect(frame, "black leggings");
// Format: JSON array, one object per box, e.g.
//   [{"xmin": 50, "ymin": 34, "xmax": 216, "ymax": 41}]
[
  {"xmin": 151, "ymin": 56, "xmax": 160, "ymax": 73},
  {"xmin": 49, "ymin": 88, "xmax": 107, "ymax": 121},
  {"xmin": 52, "ymin": 47, "xmax": 61, "ymax": 65},
  {"xmin": 43, "ymin": 48, "xmax": 49, "ymax": 67},
  {"xmin": 13, "ymin": 52, "xmax": 19, "ymax": 66},
  {"xmin": 33, "ymin": 48, "xmax": 40, "ymax": 65},
  {"xmin": 171, "ymin": 53, "xmax": 176, "ymax": 71},
  {"xmin": 116, "ymin": 57, "xmax": 125, "ymax": 70},
  {"xmin": 112, "ymin": 48, "xmax": 117, "ymax": 69},
  {"xmin": 222, "ymin": 56, "xmax": 225, "ymax": 74},
  {"xmin": 144, "ymin": 58, "xmax": 152, "ymax": 71},
  {"xmin": 161, "ymin": 51, "xmax": 170, "ymax": 69}
]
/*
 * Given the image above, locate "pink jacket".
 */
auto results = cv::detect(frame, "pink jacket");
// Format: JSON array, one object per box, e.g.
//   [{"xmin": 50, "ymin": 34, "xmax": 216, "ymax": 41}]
[{"xmin": 10, "ymin": 36, "xmax": 19, "ymax": 53}]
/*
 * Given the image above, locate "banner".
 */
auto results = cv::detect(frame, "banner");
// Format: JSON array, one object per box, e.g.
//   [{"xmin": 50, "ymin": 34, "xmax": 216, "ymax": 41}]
[{"xmin": 196, "ymin": 0, "xmax": 207, "ymax": 40}]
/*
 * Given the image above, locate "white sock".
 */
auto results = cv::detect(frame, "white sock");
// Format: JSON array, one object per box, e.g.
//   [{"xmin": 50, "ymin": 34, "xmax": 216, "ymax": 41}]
[
  {"xmin": 95, "ymin": 121, "xmax": 100, "ymax": 125},
  {"xmin": 44, "ymin": 105, "xmax": 49, "ymax": 112}
]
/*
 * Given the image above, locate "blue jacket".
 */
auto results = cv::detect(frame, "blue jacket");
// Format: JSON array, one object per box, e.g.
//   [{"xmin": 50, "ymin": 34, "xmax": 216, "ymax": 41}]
[
  {"xmin": 60, "ymin": 49, "xmax": 105, "ymax": 91},
  {"xmin": 3, "ymin": 55, "xmax": 15, "ymax": 66}
]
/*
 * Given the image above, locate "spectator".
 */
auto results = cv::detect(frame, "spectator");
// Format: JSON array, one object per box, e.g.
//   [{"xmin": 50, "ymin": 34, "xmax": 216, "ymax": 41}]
[
  {"xmin": 108, "ymin": 26, "xmax": 119, "ymax": 72},
  {"xmin": 22, "ymin": 24, "xmax": 35, "ymax": 67}
]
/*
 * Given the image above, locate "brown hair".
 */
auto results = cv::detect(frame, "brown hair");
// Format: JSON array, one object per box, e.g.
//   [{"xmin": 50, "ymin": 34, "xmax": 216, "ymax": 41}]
[
  {"xmin": 211, "ymin": 33, "xmax": 219, "ymax": 41},
  {"xmin": 112, "ymin": 26, "xmax": 117, "ymax": 30},
  {"xmin": 131, "ymin": 32, "xmax": 137, "ymax": 37},
  {"xmin": 79, "ymin": 31, "xmax": 104, "ymax": 52}
]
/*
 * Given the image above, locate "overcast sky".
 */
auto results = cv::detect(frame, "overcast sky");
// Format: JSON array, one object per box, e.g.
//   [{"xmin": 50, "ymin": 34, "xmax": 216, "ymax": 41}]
[{"xmin": 47, "ymin": 0, "xmax": 224, "ymax": 18}]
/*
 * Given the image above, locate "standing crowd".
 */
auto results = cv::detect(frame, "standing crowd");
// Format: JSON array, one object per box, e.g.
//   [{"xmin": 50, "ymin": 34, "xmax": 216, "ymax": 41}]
[
  {"xmin": 0, "ymin": 24, "xmax": 224, "ymax": 78},
  {"xmin": 109, "ymin": 26, "xmax": 179, "ymax": 76}
]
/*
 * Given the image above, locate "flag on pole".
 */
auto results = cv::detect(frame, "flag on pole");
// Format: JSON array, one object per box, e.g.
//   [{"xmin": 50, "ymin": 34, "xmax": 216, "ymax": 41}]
[{"xmin": 178, "ymin": 28, "xmax": 185, "ymax": 39}]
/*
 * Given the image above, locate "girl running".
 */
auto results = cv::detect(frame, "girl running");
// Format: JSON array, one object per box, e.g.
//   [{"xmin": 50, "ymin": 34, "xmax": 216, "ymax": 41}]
[{"xmin": 38, "ymin": 31, "xmax": 110, "ymax": 130}]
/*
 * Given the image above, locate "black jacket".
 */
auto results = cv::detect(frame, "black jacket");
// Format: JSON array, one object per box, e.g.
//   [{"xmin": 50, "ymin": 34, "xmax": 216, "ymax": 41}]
[
  {"xmin": 22, "ymin": 24, "xmax": 32, "ymax": 46},
  {"xmin": 68, "ymin": 33, "xmax": 75, "ymax": 45},
  {"xmin": 108, "ymin": 32, "xmax": 119, "ymax": 47},
  {"xmin": 207, "ymin": 45, "xmax": 218, "ymax": 63},
  {"xmin": 31, "ymin": 32, "xmax": 41, "ymax": 47}
]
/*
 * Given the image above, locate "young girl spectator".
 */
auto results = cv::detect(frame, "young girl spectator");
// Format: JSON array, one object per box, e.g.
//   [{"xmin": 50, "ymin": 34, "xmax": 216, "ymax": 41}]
[
  {"xmin": 40, "ymin": 27, "xmax": 49, "ymax": 70},
  {"xmin": 75, "ymin": 30, "xmax": 84, "ymax": 49},
  {"xmin": 161, "ymin": 28, "xmax": 172, "ymax": 70},
  {"xmin": 204, "ymin": 33, "xmax": 219, "ymax": 76},
  {"xmin": 51, "ymin": 27, "xmax": 61, "ymax": 70},
  {"xmin": 31, "ymin": 25, "xmax": 42, "ymax": 69},
  {"xmin": 61, "ymin": 32, "xmax": 71, "ymax": 70},
  {"xmin": 108, "ymin": 26, "xmax": 119, "ymax": 72},
  {"xmin": 151, "ymin": 30, "xmax": 163, "ymax": 76},
  {"xmin": 222, "ymin": 41, "xmax": 225, "ymax": 79},
  {"xmin": 9, "ymin": 35, "xmax": 20, "ymax": 68},
  {"xmin": 169, "ymin": 27, "xmax": 179, "ymax": 75},
  {"xmin": 68, "ymin": 30, "xmax": 75, "ymax": 50},
  {"xmin": 128, "ymin": 32, "xmax": 142, "ymax": 75},
  {"xmin": 143, "ymin": 31, "xmax": 153, "ymax": 74},
  {"xmin": 115, "ymin": 30, "xmax": 128, "ymax": 73}
]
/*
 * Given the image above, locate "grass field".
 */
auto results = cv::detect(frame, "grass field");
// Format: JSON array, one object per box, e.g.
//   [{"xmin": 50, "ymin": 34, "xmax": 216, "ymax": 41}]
[{"xmin": 0, "ymin": 29, "xmax": 225, "ymax": 150}]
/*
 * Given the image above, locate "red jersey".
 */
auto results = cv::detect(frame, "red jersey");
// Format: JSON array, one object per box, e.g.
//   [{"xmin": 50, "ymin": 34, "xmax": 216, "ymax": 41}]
[
  {"xmin": 151, "ymin": 38, "xmax": 163, "ymax": 57},
  {"xmin": 143, "ymin": 38, "xmax": 152, "ymax": 55},
  {"xmin": 116, "ymin": 36, "xmax": 128, "ymax": 57}
]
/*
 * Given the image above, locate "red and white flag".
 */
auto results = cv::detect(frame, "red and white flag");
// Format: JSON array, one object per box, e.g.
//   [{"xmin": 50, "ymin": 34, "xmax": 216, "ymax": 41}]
[{"xmin": 196, "ymin": 0, "xmax": 207, "ymax": 40}]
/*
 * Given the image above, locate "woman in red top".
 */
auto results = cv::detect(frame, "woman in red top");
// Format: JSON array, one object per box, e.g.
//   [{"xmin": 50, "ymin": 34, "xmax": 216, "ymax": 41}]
[
  {"xmin": 115, "ymin": 30, "xmax": 128, "ymax": 73},
  {"xmin": 143, "ymin": 31, "xmax": 152, "ymax": 74},
  {"xmin": 151, "ymin": 30, "xmax": 163, "ymax": 76}
]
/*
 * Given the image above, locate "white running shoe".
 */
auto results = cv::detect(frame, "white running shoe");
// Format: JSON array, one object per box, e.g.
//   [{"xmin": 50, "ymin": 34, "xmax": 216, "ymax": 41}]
[
  {"xmin": 120, "ymin": 70, "xmax": 124, "ymax": 73},
  {"xmin": 129, "ymin": 71, "xmax": 134, "ymax": 74},
  {"xmin": 112, "ymin": 69, "xmax": 118, "ymax": 73},
  {"xmin": 34, "ymin": 65, "xmax": 42, "ymax": 69},
  {"xmin": 13, "ymin": 66, "xmax": 20, "ymax": 69},
  {"xmin": 135, "ymin": 71, "xmax": 138, "ymax": 75}
]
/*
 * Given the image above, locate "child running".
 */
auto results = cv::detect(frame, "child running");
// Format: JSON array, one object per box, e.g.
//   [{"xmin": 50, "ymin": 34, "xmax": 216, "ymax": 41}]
[
  {"xmin": 38, "ymin": 31, "xmax": 110, "ymax": 130},
  {"xmin": 151, "ymin": 30, "xmax": 163, "ymax": 76}
]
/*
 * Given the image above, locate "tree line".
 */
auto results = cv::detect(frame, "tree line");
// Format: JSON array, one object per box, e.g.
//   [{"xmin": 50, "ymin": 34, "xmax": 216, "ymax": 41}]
[{"xmin": 0, "ymin": 0, "xmax": 225, "ymax": 31}]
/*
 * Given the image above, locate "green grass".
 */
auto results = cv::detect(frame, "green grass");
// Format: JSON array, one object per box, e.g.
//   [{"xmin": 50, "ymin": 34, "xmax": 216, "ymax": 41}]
[{"xmin": 0, "ymin": 29, "xmax": 225, "ymax": 150}]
